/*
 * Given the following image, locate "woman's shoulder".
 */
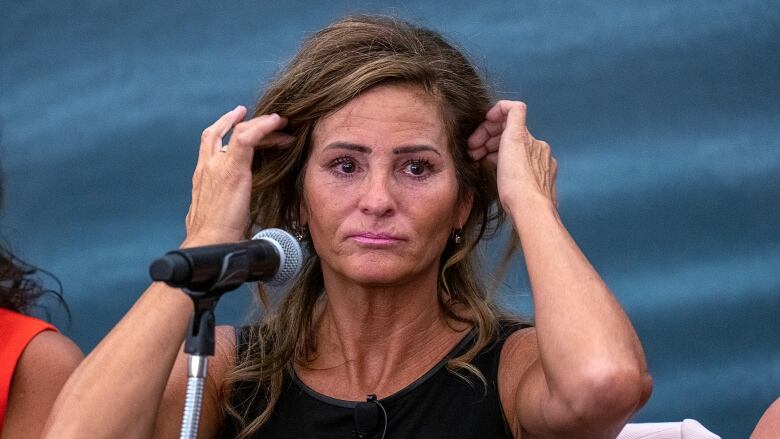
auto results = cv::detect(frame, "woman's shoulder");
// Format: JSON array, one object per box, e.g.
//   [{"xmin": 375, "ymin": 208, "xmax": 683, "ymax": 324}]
[
  {"xmin": 2, "ymin": 328, "xmax": 83, "ymax": 437},
  {"xmin": 480, "ymin": 319, "xmax": 534, "ymax": 361},
  {"xmin": 9, "ymin": 329, "xmax": 83, "ymax": 397},
  {"xmin": 17, "ymin": 329, "xmax": 83, "ymax": 370},
  {"xmin": 497, "ymin": 324, "xmax": 538, "ymax": 371},
  {"xmin": 211, "ymin": 324, "xmax": 238, "ymax": 359},
  {"xmin": 0, "ymin": 308, "xmax": 81, "ymax": 387},
  {"xmin": 493, "ymin": 325, "xmax": 537, "ymax": 437}
]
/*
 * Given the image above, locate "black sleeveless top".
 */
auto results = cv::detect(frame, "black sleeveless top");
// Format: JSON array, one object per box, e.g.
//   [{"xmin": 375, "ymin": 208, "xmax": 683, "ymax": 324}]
[{"xmin": 220, "ymin": 322, "xmax": 528, "ymax": 439}]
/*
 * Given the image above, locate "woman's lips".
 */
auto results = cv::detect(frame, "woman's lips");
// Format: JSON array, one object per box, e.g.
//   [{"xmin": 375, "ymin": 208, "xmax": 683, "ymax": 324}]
[{"xmin": 349, "ymin": 233, "xmax": 403, "ymax": 245}]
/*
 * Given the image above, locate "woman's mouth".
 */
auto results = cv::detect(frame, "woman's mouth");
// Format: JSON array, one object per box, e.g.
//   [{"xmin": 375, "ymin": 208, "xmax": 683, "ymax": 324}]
[{"xmin": 349, "ymin": 232, "xmax": 403, "ymax": 245}]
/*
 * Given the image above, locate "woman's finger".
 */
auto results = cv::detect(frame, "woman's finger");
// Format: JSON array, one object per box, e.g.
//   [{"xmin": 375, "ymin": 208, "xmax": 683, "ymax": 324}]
[
  {"xmin": 469, "ymin": 100, "xmax": 528, "ymax": 159},
  {"xmin": 468, "ymin": 145, "xmax": 487, "ymax": 161},
  {"xmin": 199, "ymin": 106, "xmax": 247, "ymax": 159},
  {"xmin": 225, "ymin": 113, "xmax": 289, "ymax": 163},
  {"xmin": 498, "ymin": 102, "xmax": 530, "ymax": 148},
  {"xmin": 485, "ymin": 100, "xmax": 527, "ymax": 128},
  {"xmin": 483, "ymin": 135, "xmax": 501, "ymax": 153},
  {"xmin": 467, "ymin": 119, "xmax": 502, "ymax": 150},
  {"xmin": 467, "ymin": 134, "xmax": 501, "ymax": 162}
]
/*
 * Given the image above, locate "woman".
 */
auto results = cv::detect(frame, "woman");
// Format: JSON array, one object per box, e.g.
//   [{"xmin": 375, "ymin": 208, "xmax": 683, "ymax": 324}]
[
  {"xmin": 45, "ymin": 15, "xmax": 651, "ymax": 438},
  {"xmin": 0, "ymin": 175, "xmax": 83, "ymax": 438}
]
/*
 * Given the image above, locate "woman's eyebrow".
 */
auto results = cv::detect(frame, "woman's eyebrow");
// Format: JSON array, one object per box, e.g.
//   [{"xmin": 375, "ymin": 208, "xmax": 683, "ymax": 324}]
[
  {"xmin": 393, "ymin": 145, "xmax": 441, "ymax": 156},
  {"xmin": 322, "ymin": 143, "xmax": 441, "ymax": 157},
  {"xmin": 323, "ymin": 142, "xmax": 371, "ymax": 154}
]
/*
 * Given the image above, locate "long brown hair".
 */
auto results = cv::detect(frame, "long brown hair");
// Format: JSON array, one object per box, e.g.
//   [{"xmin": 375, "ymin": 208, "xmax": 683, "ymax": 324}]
[{"xmin": 223, "ymin": 15, "xmax": 524, "ymax": 437}]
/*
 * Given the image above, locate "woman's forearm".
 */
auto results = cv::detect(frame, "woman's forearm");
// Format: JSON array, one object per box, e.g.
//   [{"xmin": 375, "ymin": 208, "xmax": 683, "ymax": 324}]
[
  {"xmin": 42, "ymin": 282, "xmax": 192, "ymax": 439},
  {"xmin": 508, "ymin": 192, "xmax": 650, "ymax": 417}
]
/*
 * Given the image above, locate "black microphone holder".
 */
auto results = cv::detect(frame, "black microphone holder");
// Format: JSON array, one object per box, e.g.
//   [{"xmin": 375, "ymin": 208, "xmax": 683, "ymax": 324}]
[{"xmin": 151, "ymin": 228, "xmax": 301, "ymax": 439}]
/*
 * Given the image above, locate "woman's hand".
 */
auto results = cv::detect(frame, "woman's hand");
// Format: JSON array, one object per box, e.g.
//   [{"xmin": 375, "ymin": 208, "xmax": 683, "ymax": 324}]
[
  {"xmin": 467, "ymin": 101, "xmax": 558, "ymax": 213},
  {"xmin": 184, "ymin": 106, "xmax": 293, "ymax": 247}
]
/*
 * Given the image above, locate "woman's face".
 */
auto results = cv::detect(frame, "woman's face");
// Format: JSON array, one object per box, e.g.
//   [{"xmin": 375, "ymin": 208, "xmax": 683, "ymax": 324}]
[{"xmin": 302, "ymin": 83, "xmax": 471, "ymax": 287}]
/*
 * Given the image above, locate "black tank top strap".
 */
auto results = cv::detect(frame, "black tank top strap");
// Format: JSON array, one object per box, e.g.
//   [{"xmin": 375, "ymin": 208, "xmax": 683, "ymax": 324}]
[
  {"xmin": 466, "ymin": 320, "xmax": 531, "ymax": 437},
  {"xmin": 472, "ymin": 320, "xmax": 532, "ymax": 372}
]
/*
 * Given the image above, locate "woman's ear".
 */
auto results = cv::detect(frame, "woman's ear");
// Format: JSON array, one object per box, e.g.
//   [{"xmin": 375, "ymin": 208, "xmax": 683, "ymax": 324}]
[
  {"xmin": 298, "ymin": 200, "xmax": 309, "ymax": 227},
  {"xmin": 455, "ymin": 191, "xmax": 474, "ymax": 230}
]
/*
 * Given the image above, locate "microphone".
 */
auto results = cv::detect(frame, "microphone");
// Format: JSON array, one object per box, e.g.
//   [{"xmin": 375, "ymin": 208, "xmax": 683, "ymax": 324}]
[
  {"xmin": 149, "ymin": 228, "xmax": 303, "ymax": 292},
  {"xmin": 353, "ymin": 394, "xmax": 387, "ymax": 439}
]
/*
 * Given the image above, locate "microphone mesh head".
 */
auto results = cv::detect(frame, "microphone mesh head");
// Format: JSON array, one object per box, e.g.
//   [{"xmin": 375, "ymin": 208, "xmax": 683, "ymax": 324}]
[{"xmin": 252, "ymin": 228, "xmax": 303, "ymax": 286}]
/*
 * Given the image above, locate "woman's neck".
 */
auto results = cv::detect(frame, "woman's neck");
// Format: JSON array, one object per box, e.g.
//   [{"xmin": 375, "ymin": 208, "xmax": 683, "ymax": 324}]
[{"xmin": 298, "ymin": 267, "xmax": 470, "ymax": 399}]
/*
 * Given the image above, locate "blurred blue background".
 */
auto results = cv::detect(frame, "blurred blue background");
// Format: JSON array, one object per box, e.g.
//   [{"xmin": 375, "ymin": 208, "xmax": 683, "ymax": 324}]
[{"xmin": 1, "ymin": 1, "xmax": 778, "ymax": 437}]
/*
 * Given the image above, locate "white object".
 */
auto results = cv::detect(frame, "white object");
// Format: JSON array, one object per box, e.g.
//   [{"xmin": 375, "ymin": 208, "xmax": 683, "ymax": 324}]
[{"xmin": 617, "ymin": 419, "xmax": 721, "ymax": 439}]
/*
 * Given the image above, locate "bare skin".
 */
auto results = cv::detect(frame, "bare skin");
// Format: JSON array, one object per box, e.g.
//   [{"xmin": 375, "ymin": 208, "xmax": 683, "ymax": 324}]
[
  {"xmin": 2, "ymin": 330, "xmax": 83, "ymax": 439},
  {"xmin": 44, "ymin": 86, "xmax": 650, "ymax": 438},
  {"xmin": 751, "ymin": 398, "xmax": 780, "ymax": 439}
]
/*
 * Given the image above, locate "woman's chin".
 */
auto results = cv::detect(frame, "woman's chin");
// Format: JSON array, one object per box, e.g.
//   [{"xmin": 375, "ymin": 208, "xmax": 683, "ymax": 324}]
[
  {"xmin": 345, "ymin": 270, "xmax": 412, "ymax": 287},
  {"xmin": 335, "ymin": 263, "xmax": 430, "ymax": 288},
  {"xmin": 320, "ymin": 252, "xmax": 437, "ymax": 288}
]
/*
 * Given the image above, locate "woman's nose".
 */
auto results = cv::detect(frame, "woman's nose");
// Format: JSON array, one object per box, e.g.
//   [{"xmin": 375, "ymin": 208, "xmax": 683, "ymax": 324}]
[{"xmin": 358, "ymin": 171, "xmax": 396, "ymax": 217}]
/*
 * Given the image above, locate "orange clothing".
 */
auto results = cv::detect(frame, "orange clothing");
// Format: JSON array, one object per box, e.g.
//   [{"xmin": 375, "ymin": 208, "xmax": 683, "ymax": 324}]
[{"xmin": 0, "ymin": 308, "xmax": 56, "ymax": 433}]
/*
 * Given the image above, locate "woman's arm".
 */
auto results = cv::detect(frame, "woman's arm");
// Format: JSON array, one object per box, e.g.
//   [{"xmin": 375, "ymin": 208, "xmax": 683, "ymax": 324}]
[
  {"xmin": 42, "ymin": 282, "xmax": 194, "ymax": 438},
  {"xmin": 42, "ymin": 107, "xmax": 292, "ymax": 438},
  {"xmin": 751, "ymin": 397, "xmax": 780, "ymax": 439},
  {"xmin": 2, "ymin": 330, "xmax": 83, "ymax": 439},
  {"xmin": 470, "ymin": 101, "xmax": 652, "ymax": 438}
]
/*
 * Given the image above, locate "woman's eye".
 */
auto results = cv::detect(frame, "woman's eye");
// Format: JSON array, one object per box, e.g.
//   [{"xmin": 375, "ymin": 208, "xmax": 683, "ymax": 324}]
[
  {"xmin": 329, "ymin": 156, "xmax": 359, "ymax": 176},
  {"xmin": 340, "ymin": 159, "xmax": 356, "ymax": 173},
  {"xmin": 408, "ymin": 161, "xmax": 425, "ymax": 175},
  {"xmin": 403, "ymin": 159, "xmax": 433, "ymax": 178}
]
